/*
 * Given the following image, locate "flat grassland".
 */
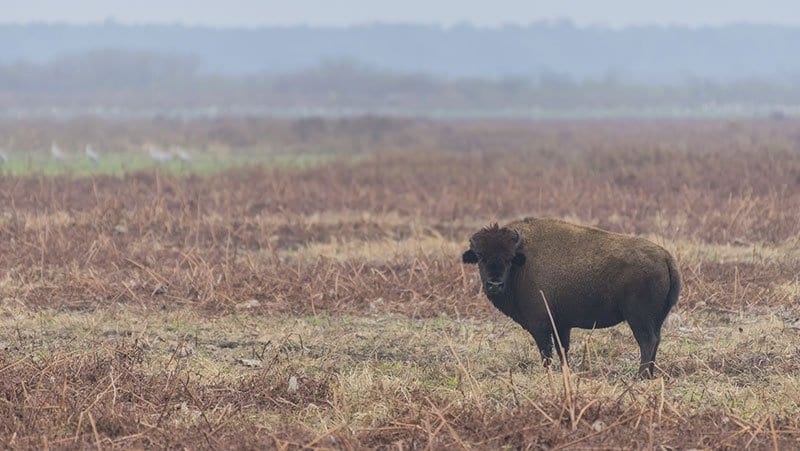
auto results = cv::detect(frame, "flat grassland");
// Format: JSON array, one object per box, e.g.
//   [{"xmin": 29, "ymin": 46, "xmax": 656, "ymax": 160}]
[{"xmin": 1, "ymin": 119, "xmax": 800, "ymax": 449}]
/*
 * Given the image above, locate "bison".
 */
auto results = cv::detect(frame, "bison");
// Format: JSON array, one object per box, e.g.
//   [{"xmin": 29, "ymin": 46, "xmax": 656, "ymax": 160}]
[{"xmin": 462, "ymin": 218, "xmax": 681, "ymax": 378}]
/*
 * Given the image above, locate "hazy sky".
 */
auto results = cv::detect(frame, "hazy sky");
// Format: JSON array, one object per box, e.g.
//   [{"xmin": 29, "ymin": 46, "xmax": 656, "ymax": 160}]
[{"xmin": 3, "ymin": 0, "xmax": 800, "ymax": 27}]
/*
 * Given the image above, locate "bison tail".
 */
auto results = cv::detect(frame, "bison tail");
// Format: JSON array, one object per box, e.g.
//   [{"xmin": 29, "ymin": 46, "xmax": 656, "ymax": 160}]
[{"xmin": 664, "ymin": 255, "xmax": 682, "ymax": 314}]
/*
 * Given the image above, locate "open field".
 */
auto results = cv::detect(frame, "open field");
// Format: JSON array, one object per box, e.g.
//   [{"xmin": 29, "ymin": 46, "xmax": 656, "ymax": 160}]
[{"xmin": 1, "ymin": 118, "xmax": 800, "ymax": 448}]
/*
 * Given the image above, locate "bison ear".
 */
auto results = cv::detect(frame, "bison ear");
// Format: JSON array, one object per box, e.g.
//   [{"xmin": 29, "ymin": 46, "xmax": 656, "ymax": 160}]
[
  {"xmin": 512, "ymin": 252, "xmax": 526, "ymax": 266},
  {"xmin": 462, "ymin": 249, "xmax": 479, "ymax": 264}
]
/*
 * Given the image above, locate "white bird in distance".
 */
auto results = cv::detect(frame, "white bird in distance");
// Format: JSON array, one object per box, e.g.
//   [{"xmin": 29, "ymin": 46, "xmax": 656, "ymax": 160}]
[
  {"xmin": 51, "ymin": 142, "xmax": 67, "ymax": 161},
  {"xmin": 175, "ymin": 147, "xmax": 193, "ymax": 163},
  {"xmin": 85, "ymin": 144, "xmax": 100, "ymax": 163},
  {"xmin": 147, "ymin": 145, "xmax": 173, "ymax": 164}
]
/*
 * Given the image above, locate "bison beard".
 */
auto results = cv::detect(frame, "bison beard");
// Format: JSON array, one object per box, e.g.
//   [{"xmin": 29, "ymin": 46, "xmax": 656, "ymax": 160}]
[{"xmin": 462, "ymin": 218, "xmax": 681, "ymax": 378}]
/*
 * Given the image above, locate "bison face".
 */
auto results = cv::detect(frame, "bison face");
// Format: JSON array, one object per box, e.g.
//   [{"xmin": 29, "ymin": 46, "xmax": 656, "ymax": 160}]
[{"xmin": 462, "ymin": 224, "xmax": 526, "ymax": 297}]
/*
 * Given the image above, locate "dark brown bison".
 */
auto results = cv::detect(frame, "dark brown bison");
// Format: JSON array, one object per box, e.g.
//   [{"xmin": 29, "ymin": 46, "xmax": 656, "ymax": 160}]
[{"xmin": 462, "ymin": 218, "xmax": 681, "ymax": 378}]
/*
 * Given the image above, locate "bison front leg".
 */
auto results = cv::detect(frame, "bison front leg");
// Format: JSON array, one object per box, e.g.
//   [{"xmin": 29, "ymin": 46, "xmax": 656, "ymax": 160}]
[
  {"xmin": 528, "ymin": 323, "xmax": 554, "ymax": 367},
  {"xmin": 554, "ymin": 326, "xmax": 571, "ymax": 365}
]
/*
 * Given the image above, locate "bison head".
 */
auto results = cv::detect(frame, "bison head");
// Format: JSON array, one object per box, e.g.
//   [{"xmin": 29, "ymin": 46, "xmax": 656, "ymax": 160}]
[{"xmin": 462, "ymin": 224, "xmax": 526, "ymax": 296}]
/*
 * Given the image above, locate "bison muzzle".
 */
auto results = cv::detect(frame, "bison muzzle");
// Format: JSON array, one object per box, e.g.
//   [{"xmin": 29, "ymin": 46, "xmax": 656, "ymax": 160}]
[{"xmin": 462, "ymin": 218, "xmax": 681, "ymax": 378}]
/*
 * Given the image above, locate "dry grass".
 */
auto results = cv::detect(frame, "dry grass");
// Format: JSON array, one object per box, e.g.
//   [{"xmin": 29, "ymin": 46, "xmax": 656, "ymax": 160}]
[
  {"xmin": 1, "ymin": 306, "xmax": 799, "ymax": 449},
  {"xmin": 1, "ymin": 118, "xmax": 800, "ymax": 448}
]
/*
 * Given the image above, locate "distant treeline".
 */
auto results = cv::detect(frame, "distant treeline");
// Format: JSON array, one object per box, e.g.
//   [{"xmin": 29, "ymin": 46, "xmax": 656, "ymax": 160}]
[
  {"xmin": 3, "ymin": 22, "xmax": 800, "ymax": 82},
  {"xmin": 2, "ymin": 51, "xmax": 800, "ymax": 113}
]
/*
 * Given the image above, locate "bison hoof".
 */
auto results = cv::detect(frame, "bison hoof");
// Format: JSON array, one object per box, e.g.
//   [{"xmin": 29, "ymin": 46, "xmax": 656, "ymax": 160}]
[{"xmin": 638, "ymin": 367, "xmax": 656, "ymax": 379}]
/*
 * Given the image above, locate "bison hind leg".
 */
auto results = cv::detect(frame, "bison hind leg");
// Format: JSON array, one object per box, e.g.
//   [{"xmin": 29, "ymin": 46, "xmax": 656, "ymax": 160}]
[
  {"xmin": 622, "ymin": 286, "xmax": 668, "ymax": 378},
  {"xmin": 629, "ymin": 321, "xmax": 661, "ymax": 379}
]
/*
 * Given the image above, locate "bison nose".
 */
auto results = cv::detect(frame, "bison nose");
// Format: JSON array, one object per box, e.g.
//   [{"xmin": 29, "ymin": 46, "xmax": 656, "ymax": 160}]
[{"xmin": 485, "ymin": 281, "xmax": 504, "ymax": 293}]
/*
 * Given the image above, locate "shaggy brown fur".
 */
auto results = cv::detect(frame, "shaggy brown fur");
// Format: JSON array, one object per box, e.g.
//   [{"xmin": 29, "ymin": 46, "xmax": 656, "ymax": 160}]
[{"xmin": 462, "ymin": 217, "xmax": 681, "ymax": 378}]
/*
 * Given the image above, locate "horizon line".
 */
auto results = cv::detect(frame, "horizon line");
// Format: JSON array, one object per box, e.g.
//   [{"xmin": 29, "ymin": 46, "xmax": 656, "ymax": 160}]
[{"xmin": 2, "ymin": 18, "xmax": 799, "ymax": 31}]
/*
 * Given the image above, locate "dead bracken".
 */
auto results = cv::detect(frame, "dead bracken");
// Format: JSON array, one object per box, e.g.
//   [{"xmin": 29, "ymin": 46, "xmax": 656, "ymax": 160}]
[{"xmin": 0, "ymin": 118, "xmax": 799, "ymax": 448}]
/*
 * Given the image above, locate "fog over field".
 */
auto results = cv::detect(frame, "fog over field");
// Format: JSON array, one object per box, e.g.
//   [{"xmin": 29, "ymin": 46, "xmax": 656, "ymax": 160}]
[{"xmin": 3, "ymin": 21, "xmax": 800, "ymax": 118}]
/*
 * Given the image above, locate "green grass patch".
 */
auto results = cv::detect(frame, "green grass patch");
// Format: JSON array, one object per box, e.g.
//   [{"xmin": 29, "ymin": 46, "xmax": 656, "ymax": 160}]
[{"xmin": 0, "ymin": 151, "xmax": 335, "ymax": 177}]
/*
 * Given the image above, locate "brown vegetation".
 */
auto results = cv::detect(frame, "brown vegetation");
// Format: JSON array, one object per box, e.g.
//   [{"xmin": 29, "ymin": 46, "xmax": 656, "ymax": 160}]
[{"xmin": 1, "ymin": 118, "xmax": 800, "ymax": 448}]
